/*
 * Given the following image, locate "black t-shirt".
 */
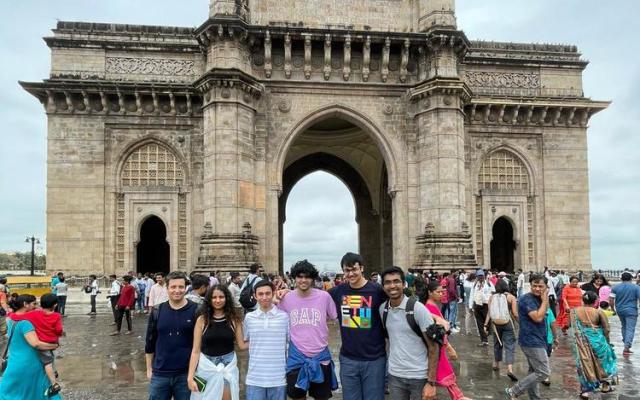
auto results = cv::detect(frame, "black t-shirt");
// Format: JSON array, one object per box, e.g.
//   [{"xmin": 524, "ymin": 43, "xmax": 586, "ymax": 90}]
[
  {"xmin": 581, "ymin": 282, "xmax": 600, "ymax": 295},
  {"xmin": 329, "ymin": 281, "xmax": 387, "ymax": 361}
]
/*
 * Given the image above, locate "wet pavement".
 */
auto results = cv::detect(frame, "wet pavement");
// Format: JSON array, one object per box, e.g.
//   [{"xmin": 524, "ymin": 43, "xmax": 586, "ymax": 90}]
[{"xmin": 3, "ymin": 302, "xmax": 639, "ymax": 399}]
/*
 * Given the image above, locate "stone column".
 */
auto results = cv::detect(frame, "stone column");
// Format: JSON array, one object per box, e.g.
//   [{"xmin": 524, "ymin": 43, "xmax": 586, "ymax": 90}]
[
  {"xmin": 418, "ymin": 0, "xmax": 457, "ymax": 31},
  {"xmin": 410, "ymin": 36, "xmax": 475, "ymax": 270},
  {"xmin": 194, "ymin": 21, "xmax": 264, "ymax": 274}
]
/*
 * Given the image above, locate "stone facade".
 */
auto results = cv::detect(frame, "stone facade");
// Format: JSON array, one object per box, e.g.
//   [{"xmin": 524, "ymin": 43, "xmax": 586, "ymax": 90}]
[{"xmin": 21, "ymin": 0, "xmax": 607, "ymax": 276}]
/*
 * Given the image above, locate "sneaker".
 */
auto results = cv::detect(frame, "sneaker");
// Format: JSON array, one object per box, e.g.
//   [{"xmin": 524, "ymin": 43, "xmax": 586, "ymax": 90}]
[
  {"xmin": 109, "ymin": 331, "xmax": 120, "ymax": 336},
  {"xmin": 623, "ymin": 348, "xmax": 633, "ymax": 355},
  {"xmin": 124, "ymin": 330, "xmax": 133, "ymax": 335},
  {"xmin": 451, "ymin": 327, "xmax": 460, "ymax": 333},
  {"xmin": 44, "ymin": 383, "xmax": 61, "ymax": 397},
  {"xmin": 87, "ymin": 312, "xmax": 96, "ymax": 315},
  {"xmin": 503, "ymin": 388, "xmax": 515, "ymax": 399}
]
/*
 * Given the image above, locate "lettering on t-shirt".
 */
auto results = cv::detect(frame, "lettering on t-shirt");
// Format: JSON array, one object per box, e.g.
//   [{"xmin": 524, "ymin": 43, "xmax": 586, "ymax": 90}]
[
  {"xmin": 290, "ymin": 307, "xmax": 322, "ymax": 327},
  {"xmin": 340, "ymin": 295, "xmax": 372, "ymax": 329}
]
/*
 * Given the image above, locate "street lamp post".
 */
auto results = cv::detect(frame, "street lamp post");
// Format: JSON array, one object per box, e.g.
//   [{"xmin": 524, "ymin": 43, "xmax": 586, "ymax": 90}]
[{"xmin": 25, "ymin": 236, "xmax": 40, "ymax": 276}]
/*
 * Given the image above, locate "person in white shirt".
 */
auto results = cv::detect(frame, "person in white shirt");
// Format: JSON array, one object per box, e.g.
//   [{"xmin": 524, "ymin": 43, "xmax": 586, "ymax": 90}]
[
  {"xmin": 87, "ymin": 275, "xmax": 100, "ymax": 315},
  {"xmin": 243, "ymin": 280, "xmax": 290, "ymax": 399},
  {"xmin": 144, "ymin": 273, "xmax": 154, "ymax": 312},
  {"xmin": 148, "ymin": 272, "xmax": 169, "ymax": 309},
  {"xmin": 184, "ymin": 274, "xmax": 208, "ymax": 305},
  {"xmin": 55, "ymin": 277, "xmax": 69, "ymax": 316},
  {"xmin": 107, "ymin": 274, "xmax": 122, "ymax": 325},
  {"xmin": 516, "ymin": 269, "xmax": 525, "ymax": 298},
  {"xmin": 227, "ymin": 272, "xmax": 243, "ymax": 311},
  {"xmin": 469, "ymin": 269, "xmax": 495, "ymax": 346}
]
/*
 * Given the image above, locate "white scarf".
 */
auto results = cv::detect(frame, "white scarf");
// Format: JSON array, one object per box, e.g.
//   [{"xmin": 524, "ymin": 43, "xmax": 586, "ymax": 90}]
[{"xmin": 190, "ymin": 353, "xmax": 239, "ymax": 400}]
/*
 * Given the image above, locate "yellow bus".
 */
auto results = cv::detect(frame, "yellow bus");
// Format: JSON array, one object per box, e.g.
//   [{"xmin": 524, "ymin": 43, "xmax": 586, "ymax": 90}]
[{"xmin": 5, "ymin": 275, "xmax": 52, "ymax": 297}]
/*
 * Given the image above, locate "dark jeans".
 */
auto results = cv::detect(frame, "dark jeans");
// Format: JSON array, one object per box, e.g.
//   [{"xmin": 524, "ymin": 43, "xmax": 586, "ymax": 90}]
[
  {"xmin": 109, "ymin": 295, "xmax": 120, "ymax": 322},
  {"xmin": 115, "ymin": 306, "xmax": 132, "ymax": 332},
  {"xmin": 57, "ymin": 295, "xmax": 67, "ymax": 316},
  {"xmin": 493, "ymin": 323, "xmax": 516, "ymax": 364},
  {"xmin": 473, "ymin": 303, "xmax": 489, "ymax": 343},
  {"xmin": 148, "ymin": 372, "xmax": 190, "ymax": 400},
  {"xmin": 90, "ymin": 295, "xmax": 97, "ymax": 313},
  {"xmin": 339, "ymin": 354, "xmax": 386, "ymax": 400}
]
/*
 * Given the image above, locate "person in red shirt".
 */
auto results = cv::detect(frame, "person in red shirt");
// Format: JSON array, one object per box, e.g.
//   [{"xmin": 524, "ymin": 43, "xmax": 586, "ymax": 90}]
[
  {"xmin": 10, "ymin": 292, "xmax": 64, "ymax": 396},
  {"xmin": 111, "ymin": 275, "xmax": 136, "ymax": 336}
]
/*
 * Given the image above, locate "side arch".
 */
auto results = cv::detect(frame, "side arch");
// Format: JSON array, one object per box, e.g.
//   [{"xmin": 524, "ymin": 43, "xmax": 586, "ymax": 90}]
[{"xmin": 273, "ymin": 104, "xmax": 400, "ymax": 194}]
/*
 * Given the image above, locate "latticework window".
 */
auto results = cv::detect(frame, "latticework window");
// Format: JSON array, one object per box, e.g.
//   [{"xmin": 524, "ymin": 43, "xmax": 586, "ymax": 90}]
[
  {"xmin": 121, "ymin": 143, "xmax": 184, "ymax": 187},
  {"xmin": 478, "ymin": 150, "xmax": 529, "ymax": 191}
]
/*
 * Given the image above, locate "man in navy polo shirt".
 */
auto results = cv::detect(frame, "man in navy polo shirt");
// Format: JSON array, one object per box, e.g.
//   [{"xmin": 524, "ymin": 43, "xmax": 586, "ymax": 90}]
[
  {"xmin": 145, "ymin": 271, "xmax": 198, "ymax": 400},
  {"xmin": 505, "ymin": 273, "xmax": 550, "ymax": 400}
]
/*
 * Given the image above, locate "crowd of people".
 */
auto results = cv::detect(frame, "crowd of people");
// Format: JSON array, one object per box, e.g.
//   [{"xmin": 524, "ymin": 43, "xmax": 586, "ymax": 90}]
[{"xmin": 0, "ymin": 261, "xmax": 638, "ymax": 400}]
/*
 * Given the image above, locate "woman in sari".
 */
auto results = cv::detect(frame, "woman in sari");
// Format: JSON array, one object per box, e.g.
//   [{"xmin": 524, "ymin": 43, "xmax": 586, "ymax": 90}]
[
  {"xmin": 425, "ymin": 281, "xmax": 471, "ymax": 400},
  {"xmin": 555, "ymin": 276, "xmax": 583, "ymax": 333},
  {"xmin": 570, "ymin": 291, "xmax": 617, "ymax": 399},
  {"xmin": 0, "ymin": 295, "xmax": 62, "ymax": 400}
]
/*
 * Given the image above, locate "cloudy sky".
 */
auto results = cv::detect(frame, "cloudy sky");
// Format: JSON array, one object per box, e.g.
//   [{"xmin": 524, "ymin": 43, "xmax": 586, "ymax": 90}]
[{"xmin": 0, "ymin": 1, "xmax": 638, "ymax": 272}]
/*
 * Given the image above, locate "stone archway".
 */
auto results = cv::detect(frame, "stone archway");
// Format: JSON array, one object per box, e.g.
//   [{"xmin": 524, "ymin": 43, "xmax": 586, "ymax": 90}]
[
  {"xmin": 136, "ymin": 215, "xmax": 170, "ymax": 275},
  {"xmin": 491, "ymin": 216, "xmax": 515, "ymax": 273},
  {"xmin": 278, "ymin": 116, "xmax": 394, "ymax": 274},
  {"xmin": 280, "ymin": 152, "xmax": 392, "ymax": 274}
]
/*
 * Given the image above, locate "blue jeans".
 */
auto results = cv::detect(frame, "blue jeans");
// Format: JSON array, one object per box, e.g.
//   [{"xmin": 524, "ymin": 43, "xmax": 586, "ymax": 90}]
[
  {"xmin": 448, "ymin": 301, "xmax": 458, "ymax": 328},
  {"xmin": 136, "ymin": 295, "xmax": 146, "ymax": 311},
  {"xmin": 619, "ymin": 313, "xmax": 638, "ymax": 349},
  {"xmin": 339, "ymin": 354, "xmax": 386, "ymax": 400},
  {"xmin": 246, "ymin": 385, "xmax": 287, "ymax": 400},
  {"xmin": 148, "ymin": 372, "xmax": 190, "ymax": 400}
]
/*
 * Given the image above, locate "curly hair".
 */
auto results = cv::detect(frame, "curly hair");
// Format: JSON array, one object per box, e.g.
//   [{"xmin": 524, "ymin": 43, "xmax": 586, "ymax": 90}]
[
  {"xmin": 199, "ymin": 284, "xmax": 241, "ymax": 329},
  {"xmin": 290, "ymin": 260, "xmax": 319, "ymax": 280}
]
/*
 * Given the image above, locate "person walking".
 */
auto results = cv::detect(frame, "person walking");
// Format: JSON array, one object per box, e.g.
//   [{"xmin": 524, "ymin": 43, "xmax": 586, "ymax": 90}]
[
  {"xmin": 484, "ymin": 280, "xmax": 518, "ymax": 382},
  {"xmin": 470, "ymin": 270, "xmax": 494, "ymax": 346},
  {"xmin": 242, "ymin": 280, "xmax": 289, "ymax": 400},
  {"xmin": 424, "ymin": 281, "xmax": 471, "ymax": 400},
  {"xmin": 555, "ymin": 276, "xmax": 584, "ymax": 333},
  {"xmin": 328, "ymin": 252, "xmax": 387, "ymax": 400},
  {"xmin": 462, "ymin": 273, "xmax": 477, "ymax": 336},
  {"xmin": 54, "ymin": 276, "xmax": 68, "ymax": 316},
  {"xmin": 145, "ymin": 271, "xmax": 198, "ymax": 400},
  {"xmin": 610, "ymin": 271, "xmax": 640, "ymax": 355},
  {"xmin": 570, "ymin": 291, "xmax": 617, "ymax": 399},
  {"xmin": 106, "ymin": 275, "xmax": 122, "ymax": 325},
  {"xmin": 380, "ymin": 266, "xmax": 437, "ymax": 400},
  {"xmin": 87, "ymin": 274, "xmax": 99, "ymax": 315},
  {"xmin": 111, "ymin": 275, "xmax": 135, "ymax": 336},
  {"xmin": 446, "ymin": 272, "xmax": 460, "ymax": 332},
  {"xmin": 133, "ymin": 273, "xmax": 147, "ymax": 314},
  {"xmin": 504, "ymin": 274, "xmax": 551, "ymax": 400},
  {"xmin": 278, "ymin": 260, "xmax": 338, "ymax": 400}
]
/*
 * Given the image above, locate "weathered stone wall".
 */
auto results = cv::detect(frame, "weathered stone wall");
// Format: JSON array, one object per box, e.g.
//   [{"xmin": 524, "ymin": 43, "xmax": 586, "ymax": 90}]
[
  {"xmin": 251, "ymin": 0, "xmax": 415, "ymax": 31},
  {"xmin": 47, "ymin": 115, "xmax": 106, "ymax": 274}
]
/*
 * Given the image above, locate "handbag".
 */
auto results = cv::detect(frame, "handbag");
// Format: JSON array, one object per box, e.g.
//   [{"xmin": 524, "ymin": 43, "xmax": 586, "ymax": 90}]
[{"xmin": 1, "ymin": 322, "xmax": 17, "ymax": 375}]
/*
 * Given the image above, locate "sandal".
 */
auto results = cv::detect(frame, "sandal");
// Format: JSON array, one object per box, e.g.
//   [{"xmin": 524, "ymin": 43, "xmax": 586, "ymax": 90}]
[
  {"xmin": 579, "ymin": 392, "xmax": 590, "ymax": 399},
  {"xmin": 600, "ymin": 384, "xmax": 614, "ymax": 393},
  {"xmin": 541, "ymin": 379, "xmax": 551, "ymax": 387},
  {"xmin": 507, "ymin": 372, "xmax": 518, "ymax": 382},
  {"xmin": 44, "ymin": 383, "xmax": 61, "ymax": 397}
]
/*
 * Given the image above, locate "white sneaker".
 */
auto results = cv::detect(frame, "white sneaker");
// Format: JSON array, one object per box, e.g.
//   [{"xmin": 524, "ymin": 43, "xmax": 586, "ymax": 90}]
[{"xmin": 451, "ymin": 327, "xmax": 460, "ymax": 333}]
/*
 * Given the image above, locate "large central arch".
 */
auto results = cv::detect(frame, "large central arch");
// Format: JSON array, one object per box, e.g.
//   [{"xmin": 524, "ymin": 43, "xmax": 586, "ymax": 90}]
[{"xmin": 280, "ymin": 152, "xmax": 392, "ymax": 273}]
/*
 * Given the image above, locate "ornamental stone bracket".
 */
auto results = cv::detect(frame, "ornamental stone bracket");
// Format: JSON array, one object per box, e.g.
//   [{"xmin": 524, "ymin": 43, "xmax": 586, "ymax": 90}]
[
  {"xmin": 407, "ymin": 77, "xmax": 473, "ymax": 115},
  {"xmin": 19, "ymin": 81, "xmax": 203, "ymax": 116},
  {"xmin": 464, "ymin": 99, "xmax": 610, "ymax": 127},
  {"xmin": 194, "ymin": 69, "xmax": 264, "ymax": 108}
]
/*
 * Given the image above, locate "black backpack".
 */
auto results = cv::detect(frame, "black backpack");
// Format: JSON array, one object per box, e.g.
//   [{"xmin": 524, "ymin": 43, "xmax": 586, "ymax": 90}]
[
  {"xmin": 382, "ymin": 296, "xmax": 432, "ymax": 347},
  {"xmin": 239, "ymin": 276, "xmax": 259, "ymax": 310}
]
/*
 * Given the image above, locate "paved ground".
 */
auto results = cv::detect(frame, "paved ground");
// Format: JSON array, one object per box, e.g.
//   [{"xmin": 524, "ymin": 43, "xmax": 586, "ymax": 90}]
[{"xmin": 2, "ymin": 300, "xmax": 639, "ymax": 399}]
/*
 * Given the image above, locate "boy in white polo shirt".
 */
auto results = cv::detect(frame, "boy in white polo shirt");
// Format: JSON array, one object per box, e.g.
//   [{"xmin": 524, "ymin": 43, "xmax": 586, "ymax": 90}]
[{"xmin": 243, "ymin": 280, "xmax": 290, "ymax": 400}]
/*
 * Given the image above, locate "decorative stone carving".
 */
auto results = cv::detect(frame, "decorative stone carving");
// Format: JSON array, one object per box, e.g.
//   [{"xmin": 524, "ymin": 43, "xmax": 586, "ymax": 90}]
[
  {"xmin": 382, "ymin": 104, "xmax": 393, "ymax": 115},
  {"xmin": 324, "ymin": 34, "xmax": 332, "ymax": 80},
  {"xmin": 381, "ymin": 37, "xmax": 390, "ymax": 82},
  {"xmin": 343, "ymin": 35, "xmax": 351, "ymax": 81},
  {"xmin": 400, "ymin": 39, "xmax": 409, "ymax": 83},
  {"xmin": 464, "ymin": 71, "xmax": 540, "ymax": 89},
  {"xmin": 277, "ymin": 98, "xmax": 291, "ymax": 113},
  {"xmin": 264, "ymin": 31, "xmax": 272, "ymax": 78},
  {"xmin": 284, "ymin": 33, "xmax": 292, "ymax": 79},
  {"xmin": 362, "ymin": 36, "xmax": 371, "ymax": 82},
  {"xmin": 106, "ymin": 57, "xmax": 195, "ymax": 76},
  {"xmin": 304, "ymin": 35, "xmax": 312, "ymax": 79}
]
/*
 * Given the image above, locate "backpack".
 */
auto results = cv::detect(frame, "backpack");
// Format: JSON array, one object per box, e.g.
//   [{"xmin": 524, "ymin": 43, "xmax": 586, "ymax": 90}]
[
  {"xmin": 84, "ymin": 284, "xmax": 93, "ymax": 294},
  {"xmin": 489, "ymin": 293, "xmax": 511, "ymax": 325},
  {"xmin": 239, "ymin": 276, "xmax": 259, "ymax": 310},
  {"xmin": 382, "ymin": 297, "xmax": 430, "ymax": 347}
]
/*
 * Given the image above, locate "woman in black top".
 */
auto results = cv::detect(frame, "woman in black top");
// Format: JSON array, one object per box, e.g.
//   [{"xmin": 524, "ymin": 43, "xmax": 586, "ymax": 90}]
[
  {"xmin": 580, "ymin": 274, "xmax": 609, "ymax": 296},
  {"xmin": 187, "ymin": 284, "xmax": 246, "ymax": 399}
]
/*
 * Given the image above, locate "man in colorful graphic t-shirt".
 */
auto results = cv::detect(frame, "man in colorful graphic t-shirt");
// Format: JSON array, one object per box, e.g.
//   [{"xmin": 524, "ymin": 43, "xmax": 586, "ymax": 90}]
[
  {"xmin": 329, "ymin": 252, "xmax": 387, "ymax": 400},
  {"xmin": 279, "ymin": 260, "xmax": 338, "ymax": 400}
]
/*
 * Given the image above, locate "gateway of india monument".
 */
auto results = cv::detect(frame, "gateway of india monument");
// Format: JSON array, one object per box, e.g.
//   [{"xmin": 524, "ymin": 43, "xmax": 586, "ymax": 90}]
[{"xmin": 21, "ymin": 0, "xmax": 608, "ymax": 276}]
